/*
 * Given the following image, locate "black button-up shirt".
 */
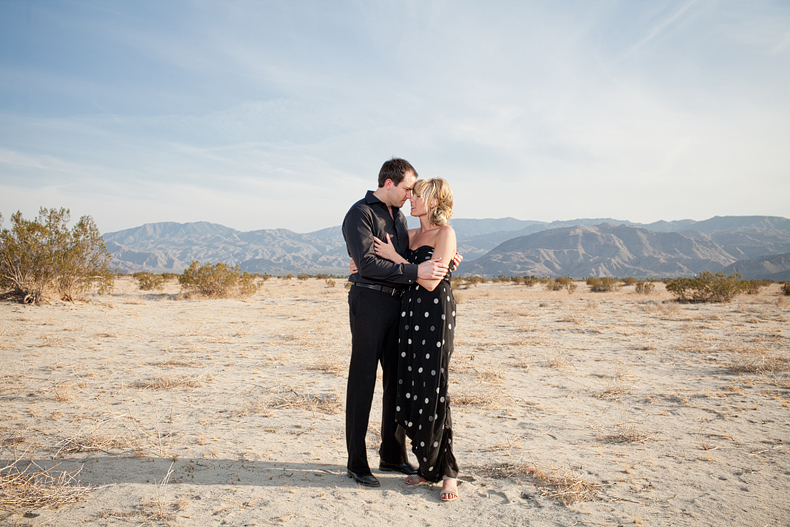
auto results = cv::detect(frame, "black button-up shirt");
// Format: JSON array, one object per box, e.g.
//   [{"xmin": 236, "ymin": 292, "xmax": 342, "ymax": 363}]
[{"xmin": 343, "ymin": 190, "xmax": 418, "ymax": 287}]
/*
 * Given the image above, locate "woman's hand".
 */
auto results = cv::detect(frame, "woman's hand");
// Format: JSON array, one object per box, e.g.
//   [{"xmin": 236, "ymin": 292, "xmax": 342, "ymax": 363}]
[{"xmin": 374, "ymin": 233, "xmax": 407, "ymax": 264}]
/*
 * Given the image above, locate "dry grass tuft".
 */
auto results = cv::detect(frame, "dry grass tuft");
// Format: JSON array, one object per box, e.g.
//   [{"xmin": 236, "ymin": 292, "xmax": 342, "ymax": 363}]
[
  {"xmin": 308, "ymin": 348, "xmax": 346, "ymax": 375},
  {"xmin": 132, "ymin": 375, "xmax": 210, "ymax": 390},
  {"xmin": 57, "ymin": 430, "xmax": 134, "ymax": 456},
  {"xmin": 0, "ymin": 458, "xmax": 91, "ymax": 510},
  {"xmin": 547, "ymin": 349, "xmax": 574, "ymax": 370},
  {"xmin": 452, "ymin": 382, "xmax": 502, "ymax": 409},
  {"xmin": 728, "ymin": 345, "xmax": 790, "ymax": 374},
  {"xmin": 474, "ymin": 461, "xmax": 600, "ymax": 505},
  {"xmin": 594, "ymin": 383, "xmax": 630, "ymax": 400},
  {"xmin": 268, "ymin": 389, "xmax": 342, "ymax": 415},
  {"xmin": 148, "ymin": 359, "xmax": 204, "ymax": 368},
  {"xmin": 598, "ymin": 421, "xmax": 651, "ymax": 444}
]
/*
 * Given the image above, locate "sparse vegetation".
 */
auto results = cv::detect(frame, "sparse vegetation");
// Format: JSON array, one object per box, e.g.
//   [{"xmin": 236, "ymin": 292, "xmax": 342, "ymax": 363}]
[
  {"xmin": 666, "ymin": 271, "xmax": 747, "ymax": 303},
  {"xmin": 744, "ymin": 279, "xmax": 770, "ymax": 295},
  {"xmin": 586, "ymin": 277, "xmax": 620, "ymax": 292},
  {"xmin": 178, "ymin": 260, "xmax": 260, "ymax": 298},
  {"xmin": 0, "ymin": 458, "xmax": 91, "ymax": 510},
  {"xmin": 546, "ymin": 276, "xmax": 577, "ymax": 293},
  {"xmin": 781, "ymin": 282, "xmax": 790, "ymax": 296},
  {"xmin": 0, "ymin": 208, "xmax": 113, "ymax": 304},
  {"xmin": 635, "ymin": 281, "xmax": 655, "ymax": 294},
  {"xmin": 135, "ymin": 272, "xmax": 166, "ymax": 291},
  {"xmin": 474, "ymin": 462, "xmax": 600, "ymax": 505}
]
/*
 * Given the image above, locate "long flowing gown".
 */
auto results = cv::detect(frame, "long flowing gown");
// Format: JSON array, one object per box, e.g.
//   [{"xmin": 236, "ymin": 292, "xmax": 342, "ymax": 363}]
[{"xmin": 394, "ymin": 245, "xmax": 458, "ymax": 482}]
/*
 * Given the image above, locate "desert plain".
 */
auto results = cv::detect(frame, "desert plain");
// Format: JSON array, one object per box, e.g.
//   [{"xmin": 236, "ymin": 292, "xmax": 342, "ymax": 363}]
[{"xmin": 1, "ymin": 277, "xmax": 788, "ymax": 526}]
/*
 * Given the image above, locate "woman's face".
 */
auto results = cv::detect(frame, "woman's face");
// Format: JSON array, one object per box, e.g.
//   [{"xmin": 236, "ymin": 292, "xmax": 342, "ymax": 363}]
[{"xmin": 410, "ymin": 191, "xmax": 427, "ymax": 217}]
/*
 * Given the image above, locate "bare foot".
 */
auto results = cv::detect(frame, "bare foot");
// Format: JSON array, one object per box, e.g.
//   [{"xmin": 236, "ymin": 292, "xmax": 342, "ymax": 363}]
[
  {"xmin": 440, "ymin": 477, "xmax": 458, "ymax": 502},
  {"xmin": 405, "ymin": 474, "xmax": 427, "ymax": 485}
]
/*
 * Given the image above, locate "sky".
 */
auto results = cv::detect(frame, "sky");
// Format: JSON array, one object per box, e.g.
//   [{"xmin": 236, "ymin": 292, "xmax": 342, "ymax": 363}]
[{"xmin": 1, "ymin": 0, "xmax": 789, "ymax": 234}]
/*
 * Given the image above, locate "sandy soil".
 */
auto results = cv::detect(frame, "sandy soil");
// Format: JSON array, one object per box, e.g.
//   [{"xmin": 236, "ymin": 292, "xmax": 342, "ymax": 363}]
[{"xmin": 1, "ymin": 277, "xmax": 788, "ymax": 526}]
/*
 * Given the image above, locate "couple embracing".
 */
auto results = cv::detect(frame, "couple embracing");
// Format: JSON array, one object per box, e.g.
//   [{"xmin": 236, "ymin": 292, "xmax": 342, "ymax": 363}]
[{"xmin": 342, "ymin": 158, "xmax": 460, "ymax": 502}]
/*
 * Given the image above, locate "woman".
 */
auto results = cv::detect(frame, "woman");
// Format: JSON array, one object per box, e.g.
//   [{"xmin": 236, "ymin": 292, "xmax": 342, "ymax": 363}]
[{"xmin": 373, "ymin": 177, "xmax": 459, "ymax": 502}]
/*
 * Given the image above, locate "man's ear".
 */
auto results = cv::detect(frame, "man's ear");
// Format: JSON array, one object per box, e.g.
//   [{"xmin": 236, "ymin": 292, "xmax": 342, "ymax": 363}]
[{"xmin": 384, "ymin": 179, "xmax": 393, "ymax": 191}]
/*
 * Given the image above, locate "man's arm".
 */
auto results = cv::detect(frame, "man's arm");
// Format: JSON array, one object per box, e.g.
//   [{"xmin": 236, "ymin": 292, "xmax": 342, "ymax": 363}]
[{"xmin": 343, "ymin": 206, "xmax": 419, "ymax": 285}]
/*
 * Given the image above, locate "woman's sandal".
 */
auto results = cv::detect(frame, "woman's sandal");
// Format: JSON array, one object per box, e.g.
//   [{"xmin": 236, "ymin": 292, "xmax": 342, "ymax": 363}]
[
  {"xmin": 405, "ymin": 474, "xmax": 427, "ymax": 485},
  {"xmin": 440, "ymin": 478, "xmax": 458, "ymax": 502}
]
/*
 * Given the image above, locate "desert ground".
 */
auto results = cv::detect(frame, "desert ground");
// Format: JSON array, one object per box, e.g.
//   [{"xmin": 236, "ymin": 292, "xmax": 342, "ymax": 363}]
[{"xmin": 1, "ymin": 277, "xmax": 788, "ymax": 526}]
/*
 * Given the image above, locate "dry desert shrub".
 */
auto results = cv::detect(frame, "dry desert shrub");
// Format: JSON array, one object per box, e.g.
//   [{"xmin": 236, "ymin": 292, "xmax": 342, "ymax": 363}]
[
  {"xmin": 178, "ymin": 260, "xmax": 260, "ymax": 299},
  {"xmin": 635, "ymin": 281, "xmax": 655, "ymax": 295},
  {"xmin": 666, "ymin": 271, "xmax": 747, "ymax": 303},
  {"xmin": 0, "ymin": 208, "xmax": 113, "ymax": 304},
  {"xmin": 135, "ymin": 272, "xmax": 166, "ymax": 291},
  {"xmin": 0, "ymin": 458, "xmax": 91, "ymax": 511},
  {"xmin": 546, "ymin": 276, "xmax": 577, "ymax": 293},
  {"xmin": 586, "ymin": 277, "xmax": 620, "ymax": 292},
  {"xmin": 475, "ymin": 461, "xmax": 600, "ymax": 505}
]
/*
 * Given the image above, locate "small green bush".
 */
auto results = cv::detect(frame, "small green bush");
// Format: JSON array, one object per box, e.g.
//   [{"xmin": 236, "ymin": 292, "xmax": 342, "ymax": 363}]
[
  {"xmin": 666, "ymin": 271, "xmax": 746, "ymax": 303},
  {"xmin": 178, "ymin": 260, "xmax": 260, "ymax": 298},
  {"xmin": 635, "ymin": 281, "xmax": 655, "ymax": 295},
  {"xmin": 136, "ymin": 272, "xmax": 166, "ymax": 291},
  {"xmin": 297, "ymin": 273, "xmax": 310, "ymax": 280},
  {"xmin": 325, "ymin": 279, "xmax": 336, "ymax": 288},
  {"xmin": 622, "ymin": 277, "xmax": 637, "ymax": 286},
  {"xmin": 587, "ymin": 277, "xmax": 620, "ymax": 292},
  {"xmin": 744, "ymin": 280, "xmax": 770, "ymax": 295},
  {"xmin": 782, "ymin": 282, "xmax": 790, "ymax": 296},
  {"xmin": 0, "ymin": 208, "xmax": 113, "ymax": 304},
  {"xmin": 468, "ymin": 275, "xmax": 488, "ymax": 286},
  {"xmin": 547, "ymin": 276, "xmax": 577, "ymax": 293}
]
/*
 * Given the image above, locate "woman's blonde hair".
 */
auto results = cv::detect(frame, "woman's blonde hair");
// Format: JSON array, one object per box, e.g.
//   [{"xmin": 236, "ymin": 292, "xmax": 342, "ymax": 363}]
[{"xmin": 414, "ymin": 177, "xmax": 453, "ymax": 227}]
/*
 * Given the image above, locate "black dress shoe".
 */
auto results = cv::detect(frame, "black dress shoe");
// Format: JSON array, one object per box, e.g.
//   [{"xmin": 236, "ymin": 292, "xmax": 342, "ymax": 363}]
[
  {"xmin": 379, "ymin": 461, "xmax": 418, "ymax": 475},
  {"xmin": 347, "ymin": 470, "xmax": 380, "ymax": 487}
]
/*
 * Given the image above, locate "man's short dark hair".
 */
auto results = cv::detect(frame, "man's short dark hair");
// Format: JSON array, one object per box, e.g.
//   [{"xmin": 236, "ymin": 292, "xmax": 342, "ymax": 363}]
[{"xmin": 378, "ymin": 158, "xmax": 417, "ymax": 188}]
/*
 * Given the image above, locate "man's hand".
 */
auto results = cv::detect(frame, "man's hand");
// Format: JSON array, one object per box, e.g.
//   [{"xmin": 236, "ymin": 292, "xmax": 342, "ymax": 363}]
[
  {"xmin": 417, "ymin": 258, "xmax": 449, "ymax": 280},
  {"xmin": 349, "ymin": 258, "xmax": 358, "ymax": 274}
]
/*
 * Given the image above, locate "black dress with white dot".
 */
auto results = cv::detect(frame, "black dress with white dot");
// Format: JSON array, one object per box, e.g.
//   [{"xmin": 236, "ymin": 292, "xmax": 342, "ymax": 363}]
[{"xmin": 394, "ymin": 245, "xmax": 458, "ymax": 482}]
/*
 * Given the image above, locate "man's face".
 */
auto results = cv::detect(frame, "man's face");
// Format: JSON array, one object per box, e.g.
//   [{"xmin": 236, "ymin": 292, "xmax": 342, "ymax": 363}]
[{"xmin": 390, "ymin": 171, "xmax": 417, "ymax": 208}]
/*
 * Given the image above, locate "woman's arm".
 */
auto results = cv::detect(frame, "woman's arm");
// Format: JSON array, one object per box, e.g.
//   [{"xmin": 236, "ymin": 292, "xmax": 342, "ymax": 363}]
[
  {"xmin": 417, "ymin": 226, "xmax": 456, "ymax": 292},
  {"xmin": 373, "ymin": 233, "xmax": 409, "ymax": 265}
]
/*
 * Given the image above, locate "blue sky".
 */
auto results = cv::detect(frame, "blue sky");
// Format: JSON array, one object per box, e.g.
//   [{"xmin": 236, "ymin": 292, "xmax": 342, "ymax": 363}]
[{"xmin": 1, "ymin": 0, "xmax": 788, "ymax": 234}]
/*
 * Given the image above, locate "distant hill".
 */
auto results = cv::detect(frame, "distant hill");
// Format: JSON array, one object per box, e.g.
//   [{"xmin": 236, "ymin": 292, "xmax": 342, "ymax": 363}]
[
  {"xmin": 104, "ymin": 222, "xmax": 348, "ymax": 274},
  {"xmin": 720, "ymin": 253, "xmax": 790, "ymax": 281},
  {"xmin": 104, "ymin": 215, "xmax": 790, "ymax": 277},
  {"xmin": 457, "ymin": 224, "xmax": 739, "ymax": 278}
]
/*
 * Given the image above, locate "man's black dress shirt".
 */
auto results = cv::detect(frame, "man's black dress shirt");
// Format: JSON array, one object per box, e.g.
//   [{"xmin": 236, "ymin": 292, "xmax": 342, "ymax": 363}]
[{"xmin": 343, "ymin": 191, "xmax": 418, "ymax": 287}]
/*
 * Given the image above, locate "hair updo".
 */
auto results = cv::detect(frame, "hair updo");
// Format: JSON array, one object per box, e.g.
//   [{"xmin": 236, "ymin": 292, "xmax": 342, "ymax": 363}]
[{"xmin": 414, "ymin": 177, "xmax": 453, "ymax": 227}]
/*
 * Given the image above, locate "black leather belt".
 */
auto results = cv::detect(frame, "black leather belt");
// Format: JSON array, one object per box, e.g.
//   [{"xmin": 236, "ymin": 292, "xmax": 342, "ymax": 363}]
[{"xmin": 352, "ymin": 282, "xmax": 404, "ymax": 297}]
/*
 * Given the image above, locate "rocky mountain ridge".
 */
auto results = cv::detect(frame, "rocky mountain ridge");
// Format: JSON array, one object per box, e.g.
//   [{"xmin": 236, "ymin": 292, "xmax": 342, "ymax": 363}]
[{"xmin": 103, "ymin": 215, "xmax": 790, "ymax": 278}]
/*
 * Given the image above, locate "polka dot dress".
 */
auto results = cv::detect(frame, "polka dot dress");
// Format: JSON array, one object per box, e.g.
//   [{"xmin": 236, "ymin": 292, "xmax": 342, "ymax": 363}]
[{"xmin": 395, "ymin": 246, "xmax": 459, "ymax": 482}]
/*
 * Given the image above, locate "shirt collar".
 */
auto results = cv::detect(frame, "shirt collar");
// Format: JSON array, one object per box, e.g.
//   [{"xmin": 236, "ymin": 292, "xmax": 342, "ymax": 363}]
[{"xmin": 365, "ymin": 190, "xmax": 401, "ymax": 212}]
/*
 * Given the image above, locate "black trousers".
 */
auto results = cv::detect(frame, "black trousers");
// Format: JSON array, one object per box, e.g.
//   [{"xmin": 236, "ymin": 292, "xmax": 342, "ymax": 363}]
[{"xmin": 346, "ymin": 286, "xmax": 409, "ymax": 474}]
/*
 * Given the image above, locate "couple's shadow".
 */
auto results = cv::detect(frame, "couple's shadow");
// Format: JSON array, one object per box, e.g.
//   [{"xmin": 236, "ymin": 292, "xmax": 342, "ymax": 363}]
[{"xmin": 4, "ymin": 457, "xmax": 418, "ymax": 490}]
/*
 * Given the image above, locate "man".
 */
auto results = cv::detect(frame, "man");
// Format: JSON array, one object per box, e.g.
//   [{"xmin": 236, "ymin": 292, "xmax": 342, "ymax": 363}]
[{"xmin": 342, "ymin": 158, "xmax": 449, "ymax": 487}]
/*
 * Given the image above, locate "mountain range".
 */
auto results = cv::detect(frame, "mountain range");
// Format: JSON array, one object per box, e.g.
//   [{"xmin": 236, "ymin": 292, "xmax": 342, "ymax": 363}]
[{"xmin": 104, "ymin": 215, "xmax": 790, "ymax": 279}]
